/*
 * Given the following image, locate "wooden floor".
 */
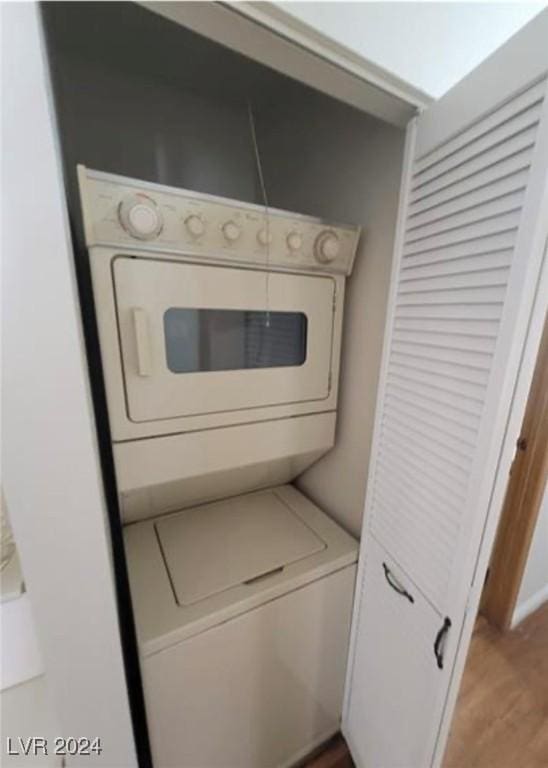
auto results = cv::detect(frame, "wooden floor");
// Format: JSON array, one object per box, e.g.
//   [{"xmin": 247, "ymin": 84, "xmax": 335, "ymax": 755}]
[
  {"xmin": 444, "ymin": 602, "xmax": 548, "ymax": 768},
  {"xmin": 303, "ymin": 735, "xmax": 354, "ymax": 768}
]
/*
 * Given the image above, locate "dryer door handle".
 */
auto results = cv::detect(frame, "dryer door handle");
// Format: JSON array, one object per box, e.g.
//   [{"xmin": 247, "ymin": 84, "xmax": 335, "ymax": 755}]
[{"xmin": 132, "ymin": 307, "xmax": 152, "ymax": 377}]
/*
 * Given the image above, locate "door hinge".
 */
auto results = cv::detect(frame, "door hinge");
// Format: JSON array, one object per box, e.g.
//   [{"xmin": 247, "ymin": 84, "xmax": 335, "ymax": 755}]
[
  {"xmin": 516, "ymin": 435, "xmax": 528, "ymax": 451},
  {"xmin": 328, "ymin": 370, "xmax": 333, "ymax": 391}
]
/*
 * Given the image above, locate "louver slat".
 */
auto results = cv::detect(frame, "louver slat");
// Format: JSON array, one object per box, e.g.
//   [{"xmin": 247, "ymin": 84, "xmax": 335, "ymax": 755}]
[
  {"xmin": 412, "ymin": 102, "xmax": 542, "ymax": 187},
  {"xmin": 386, "ymin": 373, "xmax": 484, "ymax": 416},
  {"xmin": 400, "ymin": 250, "xmax": 512, "ymax": 280},
  {"xmin": 413, "ymin": 79, "xmax": 546, "ymax": 173},
  {"xmin": 374, "ymin": 450, "xmax": 466, "ymax": 519},
  {"xmin": 408, "ymin": 149, "xmax": 533, "ymax": 211},
  {"xmin": 392, "ymin": 329, "xmax": 497, "ymax": 356},
  {"xmin": 368, "ymin": 78, "xmax": 546, "ymax": 611},
  {"xmin": 406, "ymin": 190, "xmax": 525, "ymax": 240},
  {"xmin": 411, "ymin": 131, "xmax": 536, "ymax": 201},
  {"xmin": 395, "ymin": 303, "xmax": 504, "ymax": 320},
  {"xmin": 395, "ymin": 286, "xmax": 508, "ymax": 306},
  {"xmin": 381, "ymin": 412, "xmax": 473, "ymax": 476},
  {"xmin": 381, "ymin": 403, "xmax": 474, "ymax": 461},
  {"xmin": 408, "ymin": 169, "xmax": 529, "ymax": 224},
  {"xmin": 386, "ymin": 384, "xmax": 481, "ymax": 432},
  {"xmin": 393, "ymin": 318, "xmax": 499, "ymax": 340},
  {"xmin": 403, "ymin": 211, "xmax": 521, "ymax": 256},
  {"xmin": 388, "ymin": 361, "xmax": 486, "ymax": 400},
  {"xmin": 402, "ymin": 230, "xmax": 516, "ymax": 266},
  {"xmin": 372, "ymin": 498, "xmax": 456, "ymax": 573},
  {"xmin": 398, "ymin": 267, "xmax": 510, "ymax": 293},
  {"xmin": 389, "ymin": 351, "xmax": 491, "ymax": 387},
  {"xmin": 384, "ymin": 393, "xmax": 478, "ymax": 446},
  {"xmin": 381, "ymin": 421, "xmax": 472, "ymax": 483}
]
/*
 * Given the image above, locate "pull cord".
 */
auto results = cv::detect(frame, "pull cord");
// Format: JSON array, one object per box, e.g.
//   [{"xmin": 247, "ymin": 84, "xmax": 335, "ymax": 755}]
[{"xmin": 247, "ymin": 101, "xmax": 271, "ymax": 326}]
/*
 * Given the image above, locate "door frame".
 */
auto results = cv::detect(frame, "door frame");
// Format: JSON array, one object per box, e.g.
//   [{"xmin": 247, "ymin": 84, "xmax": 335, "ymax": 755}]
[
  {"xmin": 138, "ymin": 0, "xmax": 426, "ymax": 127},
  {"xmin": 481, "ymin": 315, "xmax": 548, "ymax": 630},
  {"xmin": 2, "ymin": 4, "xmax": 141, "ymax": 765}
]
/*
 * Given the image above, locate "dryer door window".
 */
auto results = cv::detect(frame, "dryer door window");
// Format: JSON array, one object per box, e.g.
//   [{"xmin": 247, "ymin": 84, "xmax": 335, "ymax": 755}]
[
  {"xmin": 113, "ymin": 256, "xmax": 335, "ymax": 422},
  {"xmin": 163, "ymin": 308, "xmax": 307, "ymax": 374}
]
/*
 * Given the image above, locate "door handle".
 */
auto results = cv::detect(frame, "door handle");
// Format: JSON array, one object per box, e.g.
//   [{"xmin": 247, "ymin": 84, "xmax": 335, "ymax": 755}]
[
  {"xmin": 132, "ymin": 307, "xmax": 152, "ymax": 377},
  {"xmin": 382, "ymin": 562, "xmax": 414, "ymax": 603},
  {"xmin": 434, "ymin": 617, "xmax": 452, "ymax": 669}
]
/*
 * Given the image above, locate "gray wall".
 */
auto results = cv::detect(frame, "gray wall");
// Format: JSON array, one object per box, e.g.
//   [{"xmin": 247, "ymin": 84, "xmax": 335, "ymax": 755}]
[
  {"xmin": 43, "ymin": 2, "xmax": 265, "ymax": 204},
  {"xmin": 52, "ymin": 55, "xmax": 260, "ymax": 203},
  {"xmin": 257, "ymin": 92, "xmax": 404, "ymax": 537}
]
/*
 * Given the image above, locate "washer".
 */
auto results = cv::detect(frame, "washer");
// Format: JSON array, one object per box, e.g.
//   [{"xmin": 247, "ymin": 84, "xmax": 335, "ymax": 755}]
[{"xmin": 125, "ymin": 485, "xmax": 358, "ymax": 768}]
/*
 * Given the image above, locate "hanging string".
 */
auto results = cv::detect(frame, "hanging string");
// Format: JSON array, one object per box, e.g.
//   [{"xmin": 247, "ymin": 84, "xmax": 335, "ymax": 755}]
[{"xmin": 247, "ymin": 101, "xmax": 271, "ymax": 327}]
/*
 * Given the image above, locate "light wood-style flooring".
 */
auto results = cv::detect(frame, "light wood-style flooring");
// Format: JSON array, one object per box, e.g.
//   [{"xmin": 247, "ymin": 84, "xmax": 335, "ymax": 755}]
[{"xmin": 444, "ymin": 602, "xmax": 548, "ymax": 768}]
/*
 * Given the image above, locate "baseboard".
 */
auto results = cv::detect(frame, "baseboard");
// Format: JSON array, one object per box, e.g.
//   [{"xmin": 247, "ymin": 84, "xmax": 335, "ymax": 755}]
[
  {"xmin": 282, "ymin": 727, "xmax": 339, "ymax": 768},
  {"xmin": 511, "ymin": 583, "xmax": 548, "ymax": 628}
]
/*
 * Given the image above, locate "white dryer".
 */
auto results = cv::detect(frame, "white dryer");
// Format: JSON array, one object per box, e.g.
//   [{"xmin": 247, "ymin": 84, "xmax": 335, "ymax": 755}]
[{"xmin": 78, "ymin": 167, "xmax": 361, "ymax": 767}]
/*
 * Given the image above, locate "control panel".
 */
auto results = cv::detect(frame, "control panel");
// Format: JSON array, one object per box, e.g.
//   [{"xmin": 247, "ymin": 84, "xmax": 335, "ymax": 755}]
[{"xmin": 78, "ymin": 167, "xmax": 361, "ymax": 276}]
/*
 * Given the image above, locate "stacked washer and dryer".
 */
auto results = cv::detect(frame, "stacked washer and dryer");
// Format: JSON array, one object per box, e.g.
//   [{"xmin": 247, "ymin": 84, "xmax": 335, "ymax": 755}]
[{"xmin": 78, "ymin": 166, "xmax": 361, "ymax": 767}]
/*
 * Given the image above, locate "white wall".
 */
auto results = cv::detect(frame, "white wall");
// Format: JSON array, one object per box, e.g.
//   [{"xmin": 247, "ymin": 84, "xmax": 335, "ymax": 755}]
[
  {"xmin": 512, "ymin": 481, "xmax": 548, "ymax": 626},
  {"xmin": 1, "ymin": 528, "xmax": 60, "ymax": 766},
  {"xmin": 1, "ymin": 4, "xmax": 136, "ymax": 765},
  {"xmin": 276, "ymin": 2, "xmax": 546, "ymax": 98},
  {"xmin": 1, "ymin": 595, "xmax": 60, "ymax": 767},
  {"xmin": 1, "ymin": 677, "xmax": 61, "ymax": 767}
]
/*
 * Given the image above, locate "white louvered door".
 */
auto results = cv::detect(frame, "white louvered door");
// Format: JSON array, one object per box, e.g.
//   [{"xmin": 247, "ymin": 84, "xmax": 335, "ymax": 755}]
[{"xmin": 344, "ymin": 12, "xmax": 548, "ymax": 768}]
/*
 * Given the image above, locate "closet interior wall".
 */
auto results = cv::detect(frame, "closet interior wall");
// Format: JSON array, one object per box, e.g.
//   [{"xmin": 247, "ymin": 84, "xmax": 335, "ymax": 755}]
[
  {"xmin": 255, "ymin": 94, "xmax": 404, "ymax": 536},
  {"xmin": 42, "ymin": 1, "xmax": 405, "ymax": 537}
]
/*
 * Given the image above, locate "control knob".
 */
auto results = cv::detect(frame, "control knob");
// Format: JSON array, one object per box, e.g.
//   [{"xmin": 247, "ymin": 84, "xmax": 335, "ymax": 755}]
[
  {"xmin": 314, "ymin": 230, "xmax": 340, "ymax": 263},
  {"xmin": 223, "ymin": 220, "xmax": 241, "ymax": 242},
  {"xmin": 185, "ymin": 214, "xmax": 205, "ymax": 238},
  {"xmin": 287, "ymin": 231, "xmax": 303, "ymax": 252},
  {"xmin": 257, "ymin": 227, "xmax": 273, "ymax": 246},
  {"xmin": 118, "ymin": 194, "xmax": 163, "ymax": 240}
]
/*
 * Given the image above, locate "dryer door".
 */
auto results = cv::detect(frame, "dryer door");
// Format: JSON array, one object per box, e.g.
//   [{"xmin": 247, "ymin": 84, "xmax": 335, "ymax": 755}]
[{"xmin": 113, "ymin": 256, "xmax": 335, "ymax": 422}]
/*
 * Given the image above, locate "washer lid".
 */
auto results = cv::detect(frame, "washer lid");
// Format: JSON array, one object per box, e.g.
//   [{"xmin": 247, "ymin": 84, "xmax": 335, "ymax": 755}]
[{"xmin": 155, "ymin": 489, "xmax": 326, "ymax": 606}]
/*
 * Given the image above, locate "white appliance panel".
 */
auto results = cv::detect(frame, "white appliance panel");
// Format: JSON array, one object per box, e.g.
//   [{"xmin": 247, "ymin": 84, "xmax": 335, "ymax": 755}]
[
  {"xmin": 116, "ymin": 412, "xmax": 336, "ymax": 523},
  {"xmin": 142, "ymin": 564, "xmax": 356, "ymax": 768},
  {"xmin": 125, "ymin": 485, "xmax": 359, "ymax": 767},
  {"xmin": 156, "ymin": 489, "xmax": 326, "ymax": 605},
  {"xmin": 124, "ymin": 485, "xmax": 358, "ymax": 652},
  {"xmin": 79, "ymin": 167, "xmax": 361, "ymax": 276}
]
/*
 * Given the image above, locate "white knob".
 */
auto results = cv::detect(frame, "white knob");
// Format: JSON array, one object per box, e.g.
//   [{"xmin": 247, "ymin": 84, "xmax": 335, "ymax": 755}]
[
  {"xmin": 257, "ymin": 227, "xmax": 273, "ymax": 246},
  {"xmin": 287, "ymin": 231, "xmax": 302, "ymax": 252},
  {"xmin": 315, "ymin": 231, "xmax": 340, "ymax": 263},
  {"xmin": 223, "ymin": 220, "xmax": 241, "ymax": 242},
  {"xmin": 185, "ymin": 214, "xmax": 205, "ymax": 237},
  {"xmin": 118, "ymin": 195, "xmax": 162, "ymax": 240}
]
